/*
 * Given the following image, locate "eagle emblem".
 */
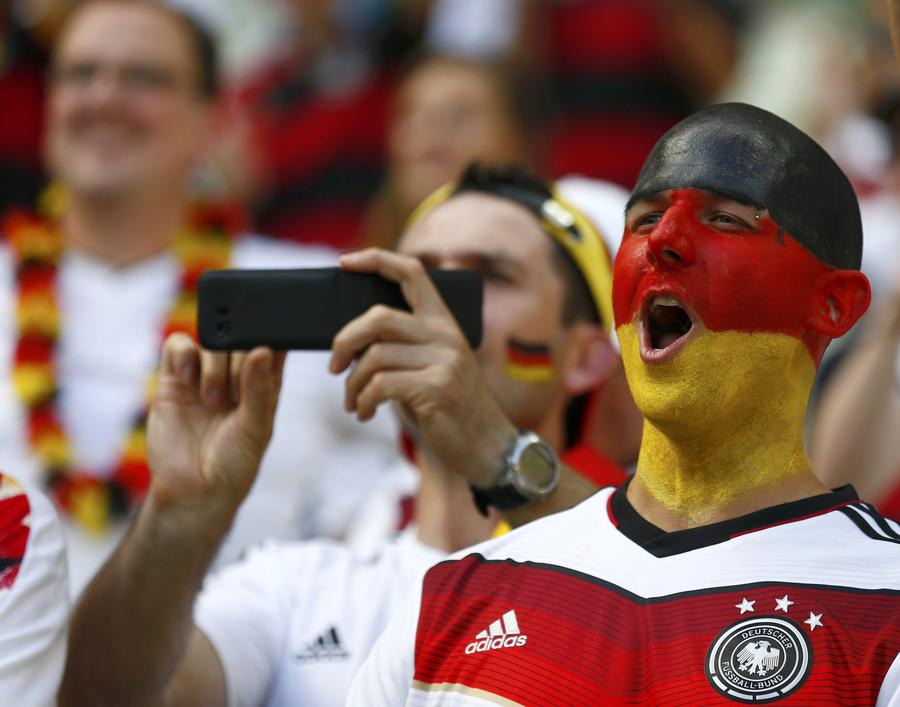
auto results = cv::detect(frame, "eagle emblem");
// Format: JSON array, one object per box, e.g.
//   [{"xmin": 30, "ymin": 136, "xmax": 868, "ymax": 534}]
[
  {"xmin": 705, "ymin": 617, "xmax": 812, "ymax": 703},
  {"xmin": 736, "ymin": 640, "xmax": 781, "ymax": 676}
]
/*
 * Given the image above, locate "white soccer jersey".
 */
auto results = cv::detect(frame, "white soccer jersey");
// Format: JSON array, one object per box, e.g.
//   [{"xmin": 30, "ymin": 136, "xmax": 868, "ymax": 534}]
[
  {"xmin": 349, "ymin": 482, "xmax": 900, "ymax": 706},
  {"xmin": 0, "ymin": 473, "xmax": 69, "ymax": 707},
  {"xmin": 195, "ymin": 528, "xmax": 445, "ymax": 707}
]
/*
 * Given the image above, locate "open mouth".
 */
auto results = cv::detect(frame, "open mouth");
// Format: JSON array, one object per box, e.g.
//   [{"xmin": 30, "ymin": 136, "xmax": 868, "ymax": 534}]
[{"xmin": 639, "ymin": 295, "xmax": 696, "ymax": 363}]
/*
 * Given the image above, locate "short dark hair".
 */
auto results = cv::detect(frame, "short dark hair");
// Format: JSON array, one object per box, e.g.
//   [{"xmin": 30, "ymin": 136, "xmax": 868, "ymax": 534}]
[
  {"xmin": 56, "ymin": 0, "xmax": 219, "ymax": 99},
  {"xmin": 453, "ymin": 163, "xmax": 601, "ymax": 328}
]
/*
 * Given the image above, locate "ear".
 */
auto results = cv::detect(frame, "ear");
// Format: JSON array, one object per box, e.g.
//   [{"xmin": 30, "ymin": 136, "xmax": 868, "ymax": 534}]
[
  {"xmin": 559, "ymin": 323, "xmax": 618, "ymax": 396},
  {"xmin": 806, "ymin": 269, "xmax": 871, "ymax": 338}
]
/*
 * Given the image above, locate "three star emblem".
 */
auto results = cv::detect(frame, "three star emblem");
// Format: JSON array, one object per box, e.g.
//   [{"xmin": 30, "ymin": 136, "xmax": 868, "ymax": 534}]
[{"xmin": 732, "ymin": 594, "xmax": 823, "ymax": 631}]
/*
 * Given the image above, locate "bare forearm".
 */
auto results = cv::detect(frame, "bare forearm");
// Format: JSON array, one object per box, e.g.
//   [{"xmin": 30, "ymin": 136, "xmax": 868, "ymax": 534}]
[{"xmin": 59, "ymin": 497, "xmax": 233, "ymax": 706}]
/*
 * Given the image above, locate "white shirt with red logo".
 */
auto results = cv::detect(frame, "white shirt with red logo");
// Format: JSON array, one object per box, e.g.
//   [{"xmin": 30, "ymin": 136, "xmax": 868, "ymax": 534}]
[{"xmin": 349, "ymin": 483, "xmax": 900, "ymax": 706}]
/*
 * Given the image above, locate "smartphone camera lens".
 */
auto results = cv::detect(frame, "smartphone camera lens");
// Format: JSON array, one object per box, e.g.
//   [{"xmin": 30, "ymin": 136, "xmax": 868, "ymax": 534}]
[{"xmin": 216, "ymin": 321, "xmax": 230, "ymax": 336}]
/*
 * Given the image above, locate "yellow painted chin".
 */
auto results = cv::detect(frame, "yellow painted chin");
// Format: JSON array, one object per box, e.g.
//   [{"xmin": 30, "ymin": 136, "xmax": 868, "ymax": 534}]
[
  {"xmin": 617, "ymin": 323, "xmax": 814, "ymax": 436},
  {"xmin": 617, "ymin": 323, "xmax": 816, "ymax": 515}
]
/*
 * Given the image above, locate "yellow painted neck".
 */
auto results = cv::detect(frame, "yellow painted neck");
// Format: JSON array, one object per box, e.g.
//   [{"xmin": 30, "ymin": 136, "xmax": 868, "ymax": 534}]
[{"xmin": 619, "ymin": 325, "xmax": 821, "ymax": 525}]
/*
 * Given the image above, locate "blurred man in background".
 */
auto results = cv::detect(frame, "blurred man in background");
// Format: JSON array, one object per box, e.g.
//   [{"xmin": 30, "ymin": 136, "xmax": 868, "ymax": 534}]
[{"xmin": 0, "ymin": 0, "xmax": 401, "ymax": 593}]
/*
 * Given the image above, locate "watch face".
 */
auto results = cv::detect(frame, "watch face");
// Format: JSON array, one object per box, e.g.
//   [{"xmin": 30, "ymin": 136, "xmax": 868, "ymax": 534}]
[{"xmin": 518, "ymin": 443, "xmax": 555, "ymax": 490}]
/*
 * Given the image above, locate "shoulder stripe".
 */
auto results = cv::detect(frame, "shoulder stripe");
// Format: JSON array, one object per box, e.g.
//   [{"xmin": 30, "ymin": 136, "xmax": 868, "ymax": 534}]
[
  {"xmin": 839, "ymin": 506, "xmax": 900, "ymax": 545},
  {"xmin": 859, "ymin": 503, "xmax": 900, "ymax": 540}
]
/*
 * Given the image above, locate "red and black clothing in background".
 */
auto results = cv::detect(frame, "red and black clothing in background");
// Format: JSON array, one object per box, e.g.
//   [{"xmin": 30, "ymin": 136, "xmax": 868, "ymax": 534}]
[
  {"xmin": 0, "ymin": 16, "xmax": 48, "ymax": 216},
  {"xmin": 236, "ymin": 59, "xmax": 394, "ymax": 252}
]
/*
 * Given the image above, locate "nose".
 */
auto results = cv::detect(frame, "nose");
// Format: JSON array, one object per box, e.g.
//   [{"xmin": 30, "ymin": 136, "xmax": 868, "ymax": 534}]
[{"xmin": 646, "ymin": 205, "xmax": 696, "ymax": 268}]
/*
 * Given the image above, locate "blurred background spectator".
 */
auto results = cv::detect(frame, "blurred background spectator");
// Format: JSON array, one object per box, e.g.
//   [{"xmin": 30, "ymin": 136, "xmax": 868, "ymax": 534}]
[
  {"xmin": 0, "ymin": 0, "xmax": 401, "ymax": 594},
  {"xmin": 0, "ymin": 0, "xmax": 63, "ymax": 215},
  {"xmin": 362, "ymin": 54, "xmax": 532, "ymax": 250}
]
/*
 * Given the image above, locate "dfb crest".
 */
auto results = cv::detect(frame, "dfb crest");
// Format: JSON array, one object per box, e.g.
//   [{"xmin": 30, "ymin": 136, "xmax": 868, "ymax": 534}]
[{"xmin": 705, "ymin": 617, "xmax": 812, "ymax": 703}]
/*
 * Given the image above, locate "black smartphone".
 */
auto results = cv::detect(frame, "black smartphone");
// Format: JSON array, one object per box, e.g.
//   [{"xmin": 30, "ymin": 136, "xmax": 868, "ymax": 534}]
[{"xmin": 197, "ymin": 267, "xmax": 483, "ymax": 350}]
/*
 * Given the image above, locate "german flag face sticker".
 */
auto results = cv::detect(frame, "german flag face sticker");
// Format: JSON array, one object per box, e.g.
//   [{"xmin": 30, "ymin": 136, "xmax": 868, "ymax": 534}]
[
  {"xmin": 0, "ymin": 474, "xmax": 30, "ymax": 591},
  {"xmin": 504, "ymin": 339, "xmax": 555, "ymax": 384}
]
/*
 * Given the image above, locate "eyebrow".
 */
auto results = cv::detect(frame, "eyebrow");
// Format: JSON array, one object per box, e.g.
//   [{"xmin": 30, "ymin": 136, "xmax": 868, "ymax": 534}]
[
  {"xmin": 412, "ymin": 251, "xmax": 526, "ymax": 276},
  {"xmin": 625, "ymin": 188, "xmax": 764, "ymax": 214}
]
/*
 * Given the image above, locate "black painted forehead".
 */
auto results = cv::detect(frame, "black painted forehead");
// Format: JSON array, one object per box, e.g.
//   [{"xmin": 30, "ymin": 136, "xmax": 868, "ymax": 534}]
[{"xmin": 630, "ymin": 103, "xmax": 862, "ymax": 270}]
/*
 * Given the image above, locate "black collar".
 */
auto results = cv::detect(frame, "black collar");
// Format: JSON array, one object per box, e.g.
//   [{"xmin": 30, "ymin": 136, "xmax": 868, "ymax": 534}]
[{"xmin": 609, "ymin": 477, "xmax": 858, "ymax": 558}]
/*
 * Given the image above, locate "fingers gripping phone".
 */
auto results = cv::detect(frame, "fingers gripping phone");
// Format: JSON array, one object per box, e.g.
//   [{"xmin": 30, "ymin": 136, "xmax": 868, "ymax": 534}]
[{"xmin": 197, "ymin": 268, "xmax": 483, "ymax": 351}]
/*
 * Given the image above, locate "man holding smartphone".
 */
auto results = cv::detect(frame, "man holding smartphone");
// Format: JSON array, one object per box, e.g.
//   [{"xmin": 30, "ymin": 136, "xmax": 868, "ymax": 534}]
[{"xmin": 59, "ymin": 165, "xmax": 627, "ymax": 706}]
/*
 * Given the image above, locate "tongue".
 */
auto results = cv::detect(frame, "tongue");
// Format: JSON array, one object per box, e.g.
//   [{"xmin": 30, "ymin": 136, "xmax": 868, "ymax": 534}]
[{"xmin": 657, "ymin": 332, "xmax": 682, "ymax": 349}]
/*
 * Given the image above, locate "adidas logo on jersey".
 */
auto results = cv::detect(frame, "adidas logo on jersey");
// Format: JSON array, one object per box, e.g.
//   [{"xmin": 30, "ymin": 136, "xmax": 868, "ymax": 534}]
[
  {"xmin": 293, "ymin": 626, "xmax": 350, "ymax": 663},
  {"xmin": 465, "ymin": 610, "xmax": 528, "ymax": 654}
]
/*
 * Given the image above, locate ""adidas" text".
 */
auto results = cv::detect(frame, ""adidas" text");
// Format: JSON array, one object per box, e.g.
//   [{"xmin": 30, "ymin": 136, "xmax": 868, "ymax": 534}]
[
  {"xmin": 465, "ymin": 610, "xmax": 528, "ymax": 654},
  {"xmin": 465, "ymin": 634, "xmax": 527, "ymax": 654}
]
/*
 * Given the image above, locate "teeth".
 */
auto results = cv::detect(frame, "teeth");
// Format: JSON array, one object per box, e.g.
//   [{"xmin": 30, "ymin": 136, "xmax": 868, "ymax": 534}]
[{"xmin": 652, "ymin": 295, "xmax": 680, "ymax": 307}]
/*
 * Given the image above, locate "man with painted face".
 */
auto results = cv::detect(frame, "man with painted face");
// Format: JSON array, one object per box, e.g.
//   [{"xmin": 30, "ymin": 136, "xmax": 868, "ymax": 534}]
[{"xmin": 348, "ymin": 103, "xmax": 900, "ymax": 706}]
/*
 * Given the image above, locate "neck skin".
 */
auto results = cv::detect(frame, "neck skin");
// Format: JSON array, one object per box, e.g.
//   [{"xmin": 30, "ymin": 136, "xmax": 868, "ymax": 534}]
[
  {"xmin": 414, "ymin": 446, "xmax": 498, "ymax": 552},
  {"xmin": 626, "ymin": 352, "xmax": 829, "ymax": 532},
  {"xmin": 61, "ymin": 190, "xmax": 186, "ymax": 267}
]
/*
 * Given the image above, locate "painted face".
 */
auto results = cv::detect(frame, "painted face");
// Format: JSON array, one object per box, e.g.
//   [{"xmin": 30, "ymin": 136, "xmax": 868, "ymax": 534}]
[
  {"xmin": 45, "ymin": 2, "xmax": 210, "ymax": 200},
  {"xmin": 398, "ymin": 193, "xmax": 572, "ymax": 432},
  {"xmin": 615, "ymin": 188, "xmax": 834, "ymax": 355},
  {"xmin": 613, "ymin": 188, "xmax": 833, "ymax": 431}
]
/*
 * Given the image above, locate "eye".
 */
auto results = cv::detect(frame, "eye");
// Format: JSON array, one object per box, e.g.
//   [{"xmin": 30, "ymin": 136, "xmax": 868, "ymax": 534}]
[
  {"xmin": 481, "ymin": 267, "xmax": 512, "ymax": 284},
  {"xmin": 55, "ymin": 62, "xmax": 98, "ymax": 87},
  {"xmin": 122, "ymin": 65, "xmax": 176, "ymax": 92},
  {"xmin": 629, "ymin": 211, "xmax": 662, "ymax": 234},
  {"xmin": 708, "ymin": 211, "xmax": 753, "ymax": 231}
]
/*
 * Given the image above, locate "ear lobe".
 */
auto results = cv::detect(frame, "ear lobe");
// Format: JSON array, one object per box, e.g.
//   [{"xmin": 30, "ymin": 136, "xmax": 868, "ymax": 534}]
[
  {"xmin": 807, "ymin": 269, "xmax": 871, "ymax": 338},
  {"xmin": 560, "ymin": 324, "xmax": 618, "ymax": 396}
]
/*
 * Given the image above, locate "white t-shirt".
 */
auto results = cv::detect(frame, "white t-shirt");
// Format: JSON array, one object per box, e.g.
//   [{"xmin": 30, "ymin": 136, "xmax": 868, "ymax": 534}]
[
  {"xmin": 0, "ymin": 473, "xmax": 69, "ymax": 707},
  {"xmin": 0, "ymin": 235, "xmax": 401, "ymax": 594},
  {"xmin": 194, "ymin": 523, "xmax": 444, "ymax": 707},
  {"xmin": 349, "ymin": 484, "xmax": 900, "ymax": 706}
]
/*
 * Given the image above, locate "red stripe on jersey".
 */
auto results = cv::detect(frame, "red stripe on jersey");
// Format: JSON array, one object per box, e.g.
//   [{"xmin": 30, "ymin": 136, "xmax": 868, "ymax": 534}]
[
  {"xmin": 413, "ymin": 555, "xmax": 900, "ymax": 705},
  {"xmin": 606, "ymin": 492, "xmax": 619, "ymax": 528},
  {"xmin": 729, "ymin": 500, "xmax": 858, "ymax": 540},
  {"xmin": 878, "ymin": 480, "xmax": 900, "ymax": 523}
]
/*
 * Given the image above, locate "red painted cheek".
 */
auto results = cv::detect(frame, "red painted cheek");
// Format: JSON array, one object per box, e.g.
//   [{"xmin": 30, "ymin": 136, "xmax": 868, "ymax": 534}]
[
  {"xmin": 612, "ymin": 237, "xmax": 648, "ymax": 328},
  {"xmin": 697, "ymin": 234, "xmax": 828, "ymax": 335}
]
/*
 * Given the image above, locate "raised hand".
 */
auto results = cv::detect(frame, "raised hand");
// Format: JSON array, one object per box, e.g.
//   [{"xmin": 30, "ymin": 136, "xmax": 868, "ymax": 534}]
[
  {"xmin": 147, "ymin": 333, "xmax": 285, "ymax": 515},
  {"xmin": 330, "ymin": 248, "xmax": 516, "ymax": 488}
]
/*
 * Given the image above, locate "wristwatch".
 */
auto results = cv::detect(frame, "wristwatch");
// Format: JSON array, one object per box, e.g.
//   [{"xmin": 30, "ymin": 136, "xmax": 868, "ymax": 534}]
[{"xmin": 471, "ymin": 431, "xmax": 560, "ymax": 515}]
